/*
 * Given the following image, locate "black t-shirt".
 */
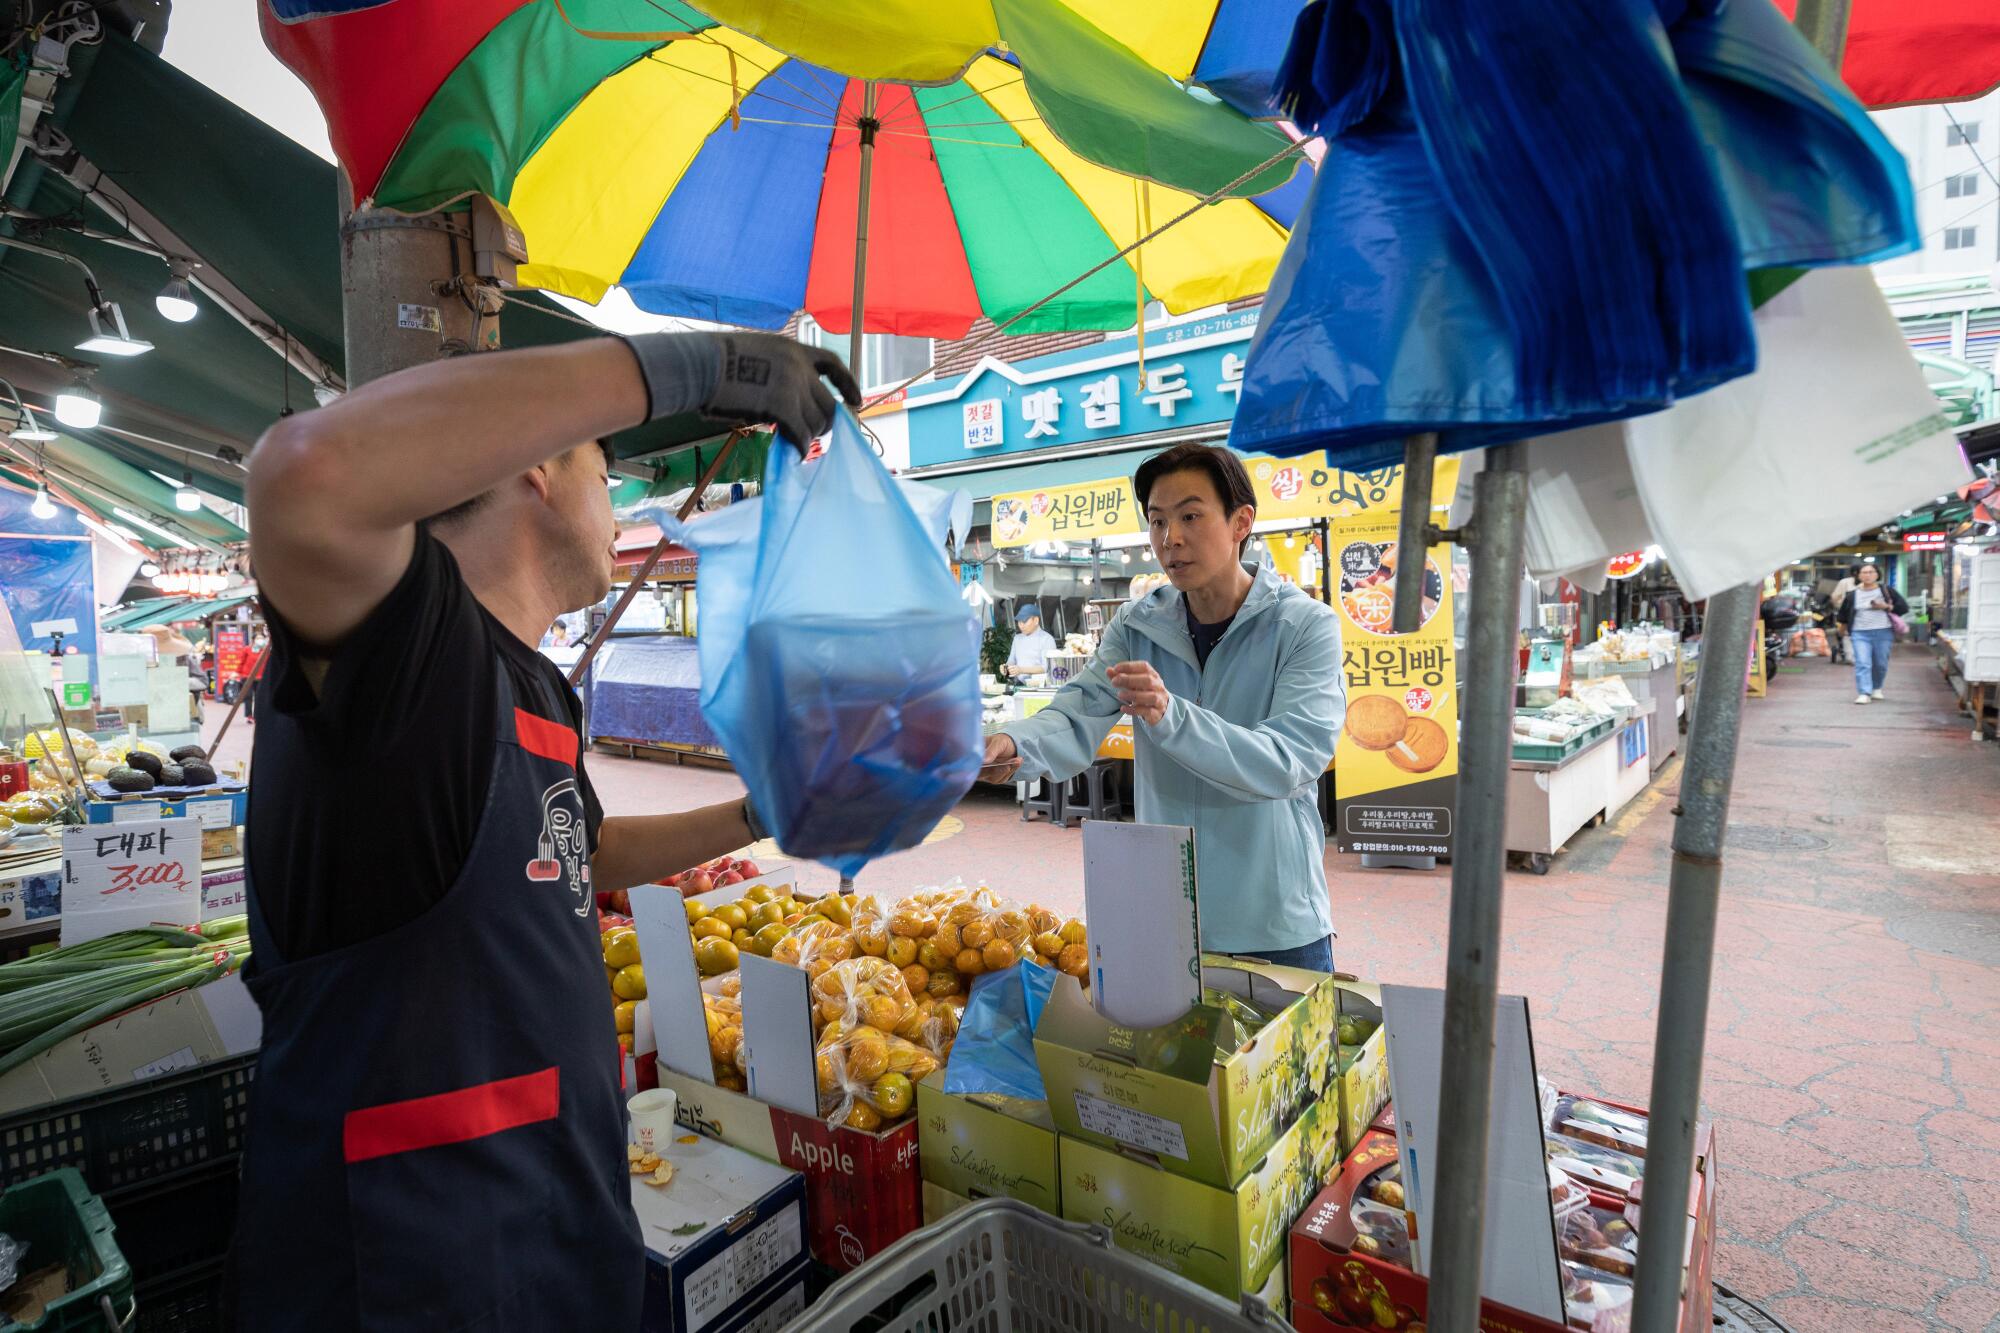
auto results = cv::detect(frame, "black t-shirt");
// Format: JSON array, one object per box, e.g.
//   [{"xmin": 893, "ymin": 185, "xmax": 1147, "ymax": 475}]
[
  {"xmin": 1185, "ymin": 597, "xmax": 1235, "ymax": 670},
  {"xmin": 247, "ymin": 530, "xmax": 602, "ymax": 962}
]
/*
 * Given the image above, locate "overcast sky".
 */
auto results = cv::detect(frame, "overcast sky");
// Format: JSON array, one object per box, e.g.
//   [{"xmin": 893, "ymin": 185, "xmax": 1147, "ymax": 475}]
[
  {"xmin": 161, "ymin": 6, "xmax": 334, "ymax": 161},
  {"xmin": 156, "ymin": 7, "xmax": 693, "ymax": 332}
]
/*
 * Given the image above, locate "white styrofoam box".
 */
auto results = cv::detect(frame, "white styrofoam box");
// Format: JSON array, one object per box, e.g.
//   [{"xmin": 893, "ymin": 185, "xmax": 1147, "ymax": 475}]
[
  {"xmin": 1962, "ymin": 630, "xmax": 2000, "ymax": 684},
  {"xmin": 1968, "ymin": 550, "xmax": 2000, "ymax": 635}
]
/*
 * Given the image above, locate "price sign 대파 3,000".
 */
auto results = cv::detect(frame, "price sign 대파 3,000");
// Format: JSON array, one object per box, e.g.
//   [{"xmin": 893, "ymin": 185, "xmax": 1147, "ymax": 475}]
[{"xmin": 60, "ymin": 817, "xmax": 202, "ymax": 944}]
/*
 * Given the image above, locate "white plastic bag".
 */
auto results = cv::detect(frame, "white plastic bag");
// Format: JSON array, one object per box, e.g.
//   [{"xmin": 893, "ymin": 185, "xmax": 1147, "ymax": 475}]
[{"xmin": 1626, "ymin": 267, "xmax": 1967, "ymax": 600}]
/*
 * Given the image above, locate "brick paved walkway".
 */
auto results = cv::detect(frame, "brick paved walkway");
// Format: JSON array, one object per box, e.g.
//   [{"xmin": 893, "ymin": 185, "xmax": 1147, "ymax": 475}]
[{"xmin": 214, "ymin": 642, "xmax": 1999, "ymax": 1329}]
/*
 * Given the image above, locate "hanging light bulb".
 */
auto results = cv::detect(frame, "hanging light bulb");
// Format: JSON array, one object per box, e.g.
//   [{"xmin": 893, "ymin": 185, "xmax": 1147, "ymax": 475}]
[
  {"xmin": 1284, "ymin": 534, "xmax": 1297, "ymax": 549},
  {"xmin": 155, "ymin": 265, "xmax": 199, "ymax": 324},
  {"xmin": 1120, "ymin": 549, "xmax": 1131, "ymax": 565},
  {"xmin": 30, "ymin": 484, "xmax": 57, "ymax": 520},
  {"xmin": 139, "ymin": 561, "xmax": 160, "ymax": 578},
  {"xmin": 55, "ymin": 380, "xmax": 101, "ymax": 430},
  {"xmin": 175, "ymin": 469, "xmax": 203, "ymax": 512}
]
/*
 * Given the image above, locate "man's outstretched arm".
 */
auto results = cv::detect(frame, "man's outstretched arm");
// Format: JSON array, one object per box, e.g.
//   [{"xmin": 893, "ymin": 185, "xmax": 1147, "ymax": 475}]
[{"xmin": 247, "ymin": 334, "xmax": 857, "ymax": 649}]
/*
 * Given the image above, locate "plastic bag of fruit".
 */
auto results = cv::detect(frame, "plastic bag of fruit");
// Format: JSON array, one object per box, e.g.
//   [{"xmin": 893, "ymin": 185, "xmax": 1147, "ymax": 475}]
[
  {"xmin": 702, "ymin": 988, "xmax": 748, "ymax": 1092},
  {"xmin": 813, "ymin": 1017, "xmax": 942, "ymax": 1131}
]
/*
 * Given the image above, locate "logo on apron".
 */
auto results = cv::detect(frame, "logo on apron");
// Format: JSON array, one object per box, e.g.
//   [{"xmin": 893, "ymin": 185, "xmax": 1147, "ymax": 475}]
[{"xmin": 526, "ymin": 779, "xmax": 592, "ymax": 914}]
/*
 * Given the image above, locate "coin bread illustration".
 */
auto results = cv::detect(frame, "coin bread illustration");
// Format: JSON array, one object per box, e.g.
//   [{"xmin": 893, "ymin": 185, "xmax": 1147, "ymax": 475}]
[{"xmin": 1346, "ymin": 694, "xmax": 1410, "ymax": 751}]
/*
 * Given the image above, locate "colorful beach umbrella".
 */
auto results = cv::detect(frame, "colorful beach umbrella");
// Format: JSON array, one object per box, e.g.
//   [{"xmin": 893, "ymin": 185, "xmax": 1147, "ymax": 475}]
[{"xmin": 260, "ymin": 0, "xmax": 1312, "ymax": 342}]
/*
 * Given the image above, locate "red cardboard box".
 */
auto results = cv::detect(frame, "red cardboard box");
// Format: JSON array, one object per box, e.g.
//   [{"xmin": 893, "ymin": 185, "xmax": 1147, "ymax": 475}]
[
  {"xmin": 1299, "ymin": 1122, "xmax": 1719, "ymax": 1333},
  {"xmin": 1293, "ymin": 1130, "xmax": 1567, "ymax": 1333},
  {"xmin": 656, "ymin": 1060, "xmax": 923, "ymax": 1272}
]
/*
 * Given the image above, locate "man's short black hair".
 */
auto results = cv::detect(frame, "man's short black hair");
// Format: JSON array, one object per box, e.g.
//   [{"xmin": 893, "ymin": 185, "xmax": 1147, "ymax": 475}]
[
  {"xmin": 1133, "ymin": 443, "xmax": 1257, "ymax": 556},
  {"xmin": 428, "ymin": 438, "xmax": 615, "ymax": 527}
]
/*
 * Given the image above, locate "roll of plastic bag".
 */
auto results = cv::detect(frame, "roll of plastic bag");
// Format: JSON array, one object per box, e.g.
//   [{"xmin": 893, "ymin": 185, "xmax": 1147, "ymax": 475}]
[
  {"xmin": 941, "ymin": 960, "xmax": 1060, "ymax": 1102},
  {"xmin": 656, "ymin": 411, "xmax": 982, "ymax": 877}
]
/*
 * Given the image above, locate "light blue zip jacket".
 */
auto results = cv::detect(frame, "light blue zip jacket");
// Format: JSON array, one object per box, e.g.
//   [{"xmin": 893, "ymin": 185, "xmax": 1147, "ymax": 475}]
[{"xmin": 1000, "ymin": 564, "xmax": 1345, "ymax": 953}]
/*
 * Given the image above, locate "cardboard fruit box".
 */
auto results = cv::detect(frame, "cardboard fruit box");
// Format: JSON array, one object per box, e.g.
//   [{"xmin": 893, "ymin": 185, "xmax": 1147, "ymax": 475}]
[
  {"xmin": 1060, "ymin": 1094, "xmax": 1339, "ymax": 1302},
  {"xmin": 631, "ymin": 1133, "xmax": 809, "ymax": 1333},
  {"xmin": 1034, "ymin": 957, "xmax": 1344, "ymax": 1190},
  {"xmin": 654, "ymin": 1061, "xmax": 922, "ymax": 1274},
  {"xmin": 1297, "ymin": 1124, "xmax": 1719, "ymax": 1333},
  {"xmin": 915, "ymin": 1076, "xmax": 1061, "ymax": 1214}
]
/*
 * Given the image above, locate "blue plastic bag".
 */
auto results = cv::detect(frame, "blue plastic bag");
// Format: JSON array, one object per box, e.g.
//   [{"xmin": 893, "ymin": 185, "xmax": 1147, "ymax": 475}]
[
  {"xmin": 942, "ymin": 960, "xmax": 1061, "ymax": 1102},
  {"xmin": 1236, "ymin": 0, "xmax": 1915, "ymax": 470},
  {"xmin": 657, "ymin": 412, "xmax": 982, "ymax": 877}
]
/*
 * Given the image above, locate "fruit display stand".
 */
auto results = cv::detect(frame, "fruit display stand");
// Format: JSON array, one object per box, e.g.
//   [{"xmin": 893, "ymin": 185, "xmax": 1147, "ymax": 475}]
[{"xmin": 1294, "ymin": 1097, "xmax": 1718, "ymax": 1333}]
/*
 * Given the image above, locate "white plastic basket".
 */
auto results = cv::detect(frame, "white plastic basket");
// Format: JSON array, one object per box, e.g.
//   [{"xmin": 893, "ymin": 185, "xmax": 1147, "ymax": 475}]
[{"xmin": 785, "ymin": 1198, "xmax": 1293, "ymax": 1332}]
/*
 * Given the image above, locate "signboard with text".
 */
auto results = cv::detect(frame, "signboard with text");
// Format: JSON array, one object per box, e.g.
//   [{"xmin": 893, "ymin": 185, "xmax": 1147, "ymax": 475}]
[
  {"xmin": 61, "ymin": 817, "xmax": 201, "ymax": 944},
  {"xmin": 1331, "ymin": 508, "xmax": 1458, "ymax": 858},
  {"xmin": 991, "ymin": 477, "xmax": 1136, "ymax": 547},
  {"xmin": 215, "ymin": 624, "xmax": 250, "ymax": 685},
  {"xmin": 906, "ymin": 310, "xmax": 1260, "ymax": 468}
]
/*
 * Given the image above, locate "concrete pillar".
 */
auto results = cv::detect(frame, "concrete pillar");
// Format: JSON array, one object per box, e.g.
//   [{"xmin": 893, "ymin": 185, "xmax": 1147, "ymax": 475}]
[{"xmin": 338, "ymin": 175, "xmax": 501, "ymax": 387}]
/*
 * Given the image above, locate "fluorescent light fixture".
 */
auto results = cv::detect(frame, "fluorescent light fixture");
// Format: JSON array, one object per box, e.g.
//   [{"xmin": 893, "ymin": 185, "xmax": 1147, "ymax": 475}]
[
  {"xmin": 76, "ymin": 302, "xmax": 153, "ymax": 357},
  {"xmin": 55, "ymin": 385, "xmax": 101, "ymax": 429},
  {"xmin": 111, "ymin": 506, "xmax": 188, "ymax": 545},
  {"xmin": 139, "ymin": 561, "xmax": 160, "ymax": 578},
  {"xmin": 312, "ymin": 383, "xmax": 342, "ymax": 407},
  {"xmin": 30, "ymin": 485, "xmax": 57, "ymax": 520},
  {"xmin": 8, "ymin": 406, "xmax": 56, "ymax": 442},
  {"xmin": 155, "ymin": 270, "xmax": 198, "ymax": 324}
]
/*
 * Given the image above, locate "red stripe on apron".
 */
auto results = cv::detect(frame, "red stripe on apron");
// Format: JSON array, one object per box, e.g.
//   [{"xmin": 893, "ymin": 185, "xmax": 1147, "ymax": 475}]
[
  {"xmin": 514, "ymin": 709, "xmax": 578, "ymax": 768},
  {"xmin": 343, "ymin": 1066, "xmax": 561, "ymax": 1163}
]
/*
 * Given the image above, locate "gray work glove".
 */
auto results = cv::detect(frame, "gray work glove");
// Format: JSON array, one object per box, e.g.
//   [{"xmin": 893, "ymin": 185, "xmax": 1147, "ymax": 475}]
[{"xmin": 619, "ymin": 331, "xmax": 862, "ymax": 450}]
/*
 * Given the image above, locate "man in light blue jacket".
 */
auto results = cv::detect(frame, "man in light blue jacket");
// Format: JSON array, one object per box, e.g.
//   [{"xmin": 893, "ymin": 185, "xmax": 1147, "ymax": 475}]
[{"xmin": 980, "ymin": 444, "xmax": 1346, "ymax": 969}]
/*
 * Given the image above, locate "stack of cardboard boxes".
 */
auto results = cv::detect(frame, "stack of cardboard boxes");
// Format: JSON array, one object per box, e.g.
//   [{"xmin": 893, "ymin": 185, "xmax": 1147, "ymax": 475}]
[{"xmin": 916, "ymin": 964, "xmax": 1391, "ymax": 1315}]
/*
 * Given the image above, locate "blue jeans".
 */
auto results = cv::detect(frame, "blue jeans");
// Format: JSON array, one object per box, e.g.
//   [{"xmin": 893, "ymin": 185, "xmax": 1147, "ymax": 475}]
[
  {"xmin": 1231, "ymin": 935, "xmax": 1334, "ymax": 973},
  {"xmin": 1852, "ymin": 627, "xmax": 1893, "ymax": 694}
]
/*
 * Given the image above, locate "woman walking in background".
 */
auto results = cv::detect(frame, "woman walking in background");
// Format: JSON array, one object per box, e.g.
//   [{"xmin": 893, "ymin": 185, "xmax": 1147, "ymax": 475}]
[{"xmin": 1837, "ymin": 563, "xmax": 1907, "ymax": 705}]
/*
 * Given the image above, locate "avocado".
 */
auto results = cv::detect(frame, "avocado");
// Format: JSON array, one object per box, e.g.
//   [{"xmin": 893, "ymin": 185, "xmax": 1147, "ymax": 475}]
[
  {"xmin": 179, "ymin": 761, "xmax": 217, "ymax": 786},
  {"xmin": 124, "ymin": 750, "xmax": 164, "ymax": 778},
  {"xmin": 157, "ymin": 763, "xmax": 186, "ymax": 788},
  {"xmin": 107, "ymin": 766, "xmax": 156, "ymax": 792},
  {"xmin": 169, "ymin": 745, "xmax": 207, "ymax": 763}
]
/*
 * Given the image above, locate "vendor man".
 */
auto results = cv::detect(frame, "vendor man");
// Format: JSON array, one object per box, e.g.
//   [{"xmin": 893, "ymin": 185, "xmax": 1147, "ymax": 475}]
[
  {"xmin": 1004, "ymin": 602, "xmax": 1058, "ymax": 678},
  {"xmin": 979, "ymin": 444, "xmax": 1345, "ymax": 969},
  {"xmin": 230, "ymin": 332, "xmax": 858, "ymax": 1329}
]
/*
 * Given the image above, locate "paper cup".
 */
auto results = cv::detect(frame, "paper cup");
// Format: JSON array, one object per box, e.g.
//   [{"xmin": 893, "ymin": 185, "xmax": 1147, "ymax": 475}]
[{"xmin": 628, "ymin": 1088, "xmax": 678, "ymax": 1153}]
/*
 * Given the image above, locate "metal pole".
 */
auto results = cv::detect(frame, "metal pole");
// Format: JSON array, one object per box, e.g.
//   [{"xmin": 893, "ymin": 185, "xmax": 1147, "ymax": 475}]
[
  {"xmin": 1393, "ymin": 433, "xmax": 1439, "ymax": 633},
  {"xmin": 1628, "ymin": 584, "xmax": 1755, "ymax": 1332},
  {"xmin": 568, "ymin": 432, "xmax": 749, "ymax": 687},
  {"xmin": 1629, "ymin": 6, "xmax": 1848, "ymax": 1327},
  {"xmin": 1424, "ymin": 443, "xmax": 1529, "ymax": 1333},
  {"xmin": 848, "ymin": 82, "xmax": 880, "ymax": 377},
  {"xmin": 339, "ymin": 173, "xmax": 490, "ymax": 388}
]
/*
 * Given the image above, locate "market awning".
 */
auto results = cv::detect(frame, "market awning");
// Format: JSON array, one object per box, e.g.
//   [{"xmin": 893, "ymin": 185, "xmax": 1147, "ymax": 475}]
[
  {"xmin": 102, "ymin": 591, "xmax": 257, "ymax": 631},
  {"xmin": 0, "ymin": 32, "xmax": 732, "ymax": 530}
]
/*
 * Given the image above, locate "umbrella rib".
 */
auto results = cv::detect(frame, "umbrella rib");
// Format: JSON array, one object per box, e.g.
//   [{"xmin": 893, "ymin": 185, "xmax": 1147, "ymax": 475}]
[
  {"xmin": 876, "ymin": 128, "xmax": 1031, "ymax": 148},
  {"xmin": 643, "ymin": 51, "xmax": 837, "ymax": 123},
  {"xmin": 880, "ymin": 78, "xmax": 1022, "ymax": 130}
]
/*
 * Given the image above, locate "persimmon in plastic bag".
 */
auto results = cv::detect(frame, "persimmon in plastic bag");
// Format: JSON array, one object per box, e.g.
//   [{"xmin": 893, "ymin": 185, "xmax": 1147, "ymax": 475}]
[{"xmin": 657, "ymin": 412, "xmax": 981, "ymax": 877}]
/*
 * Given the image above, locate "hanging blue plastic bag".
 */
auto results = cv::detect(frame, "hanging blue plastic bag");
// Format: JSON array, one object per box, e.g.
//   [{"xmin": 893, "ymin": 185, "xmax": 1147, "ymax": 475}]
[
  {"xmin": 942, "ymin": 960, "xmax": 1061, "ymax": 1102},
  {"xmin": 656, "ymin": 412, "xmax": 982, "ymax": 877}
]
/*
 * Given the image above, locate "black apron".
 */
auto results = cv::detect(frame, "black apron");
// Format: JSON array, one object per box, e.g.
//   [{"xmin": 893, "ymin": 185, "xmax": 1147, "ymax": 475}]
[{"xmin": 233, "ymin": 666, "xmax": 642, "ymax": 1330}]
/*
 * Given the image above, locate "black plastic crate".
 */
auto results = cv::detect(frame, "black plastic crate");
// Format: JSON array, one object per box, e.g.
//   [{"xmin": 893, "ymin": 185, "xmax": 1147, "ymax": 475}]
[
  {"xmin": 0, "ymin": 1055, "xmax": 255, "ymax": 1192},
  {"xmin": 132, "ymin": 1258, "xmax": 228, "ymax": 1333},
  {"xmin": 106, "ymin": 1163, "xmax": 240, "ymax": 1286}
]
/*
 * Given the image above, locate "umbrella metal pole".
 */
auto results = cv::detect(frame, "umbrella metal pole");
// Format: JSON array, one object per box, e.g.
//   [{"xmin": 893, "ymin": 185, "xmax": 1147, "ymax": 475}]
[
  {"xmin": 568, "ymin": 431, "xmax": 747, "ymax": 687},
  {"xmin": 1425, "ymin": 443, "xmax": 1528, "ymax": 1333},
  {"xmin": 848, "ymin": 82, "xmax": 880, "ymax": 378},
  {"xmin": 1629, "ymin": 582, "xmax": 1755, "ymax": 1333},
  {"xmin": 1631, "ymin": 8, "xmax": 1844, "ymax": 1329},
  {"xmin": 1392, "ymin": 433, "xmax": 1439, "ymax": 633}
]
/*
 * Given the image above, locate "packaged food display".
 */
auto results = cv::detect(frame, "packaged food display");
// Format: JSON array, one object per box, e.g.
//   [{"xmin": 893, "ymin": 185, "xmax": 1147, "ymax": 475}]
[
  {"xmin": 1550, "ymin": 1094, "xmax": 1649, "ymax": 1157},
  {"xmin": 1561, "ymin": 1259, "xmax": 1633, "ymax": 1328},
  {"xmin": 1560, "ymin": 1201, "xmax": 1637, "ymax": 1277},
  {"xmin": 1349, "ymin": 1162, "xmax": 1413, "ymax": 1268},
  {"xmin": 1545, "ymin": 1132, "xmax": 1645, "ymax": 1196}
]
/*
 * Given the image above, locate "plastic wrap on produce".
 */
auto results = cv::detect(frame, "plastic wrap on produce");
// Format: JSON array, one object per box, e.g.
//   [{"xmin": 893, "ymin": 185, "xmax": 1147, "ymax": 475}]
[
  {"xmin": 654, "ymin": 412, "xmax": 980, "ymax": 877},
  {"xmin": 586, "ymin": 637, "xmax": 718, "ymax": 750}
]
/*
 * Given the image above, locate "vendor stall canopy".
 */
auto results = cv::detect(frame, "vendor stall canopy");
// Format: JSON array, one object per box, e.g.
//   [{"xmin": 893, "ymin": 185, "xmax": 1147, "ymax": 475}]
[
  {"xmin": 0, "ymin": 19, "xmax": 735, "ymax": 550},
  {"xmin": 258, "ymin": 0, "xmax": 1314, "ymax": 336}
]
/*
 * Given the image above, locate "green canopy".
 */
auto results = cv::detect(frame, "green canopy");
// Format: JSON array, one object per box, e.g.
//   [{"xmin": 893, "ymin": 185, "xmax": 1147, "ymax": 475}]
[
  {"xmin": 0, "ymin": 32, "xmax": 726, "ymax": 546},
  {"xmin": 103, "ymin": 591, "xmax": 257, "ymax": 631}
]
